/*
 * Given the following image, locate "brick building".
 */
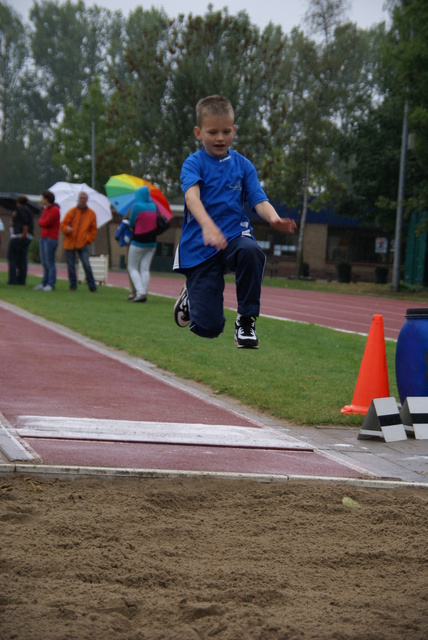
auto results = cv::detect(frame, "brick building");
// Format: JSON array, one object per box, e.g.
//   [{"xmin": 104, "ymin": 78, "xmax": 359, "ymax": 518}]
[{"xmin": 0, "ymin": 194, "xmax": 395, "ymax": 282}]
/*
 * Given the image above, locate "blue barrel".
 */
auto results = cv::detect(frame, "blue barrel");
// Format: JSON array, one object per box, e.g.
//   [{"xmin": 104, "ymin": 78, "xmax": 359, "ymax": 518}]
[{"xmin": 395, "ymin": 308, "xmax": 428, "ymax": 403}]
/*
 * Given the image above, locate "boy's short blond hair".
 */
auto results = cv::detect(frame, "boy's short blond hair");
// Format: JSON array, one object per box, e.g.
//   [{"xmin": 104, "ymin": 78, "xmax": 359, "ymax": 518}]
[{"xmin": 196, "ymin": 95, "xmax": 235, "ymax": 128}]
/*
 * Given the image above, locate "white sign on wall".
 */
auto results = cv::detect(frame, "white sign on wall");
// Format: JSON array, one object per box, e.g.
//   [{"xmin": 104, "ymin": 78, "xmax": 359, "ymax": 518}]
[{"xmin": 375, "ymin": 237, "xmax": 388, "ymax": 254}]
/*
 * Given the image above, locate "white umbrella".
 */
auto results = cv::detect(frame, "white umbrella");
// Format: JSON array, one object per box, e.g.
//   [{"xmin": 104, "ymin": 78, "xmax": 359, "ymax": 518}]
[{"xmin": 48, "ymin": 182, "xmax": 113, "ymax": 229}]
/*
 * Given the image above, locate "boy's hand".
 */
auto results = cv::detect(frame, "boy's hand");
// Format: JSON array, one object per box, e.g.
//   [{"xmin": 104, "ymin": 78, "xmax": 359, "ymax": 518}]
[
  {"xmin": 202, "ymin": 220, "xmax": 228, "ymax": 250},
  {"xmin": 254, "ymin": 201, "xmax": 297, "ymax": 234},
  {"xmin": 271, "ymin": 217, "xmax": 297, "ymax": 234},
  {"xmin": 185, "ymin": 185, "xmax": 228, "ymax": 250}
]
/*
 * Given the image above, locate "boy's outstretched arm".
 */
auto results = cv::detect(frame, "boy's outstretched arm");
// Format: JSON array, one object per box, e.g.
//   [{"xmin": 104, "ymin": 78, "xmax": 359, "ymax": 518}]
[
  {"xmin": 254, "ymin": 201, "xmax": 297, "ymax": 234},
  {"xmin": 185, "ymin": 185, "xmax": 228, "ymax": 250}
]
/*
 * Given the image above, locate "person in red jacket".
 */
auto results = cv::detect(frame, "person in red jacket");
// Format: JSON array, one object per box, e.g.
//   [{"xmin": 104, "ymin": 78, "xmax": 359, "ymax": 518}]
[
  {"xmin": 60, "ymin": 191, "xmax": 98, "ymax": 292},
  {"xmin": 34, "ymin": 190, "xmax": 60, "ymax": 291}
]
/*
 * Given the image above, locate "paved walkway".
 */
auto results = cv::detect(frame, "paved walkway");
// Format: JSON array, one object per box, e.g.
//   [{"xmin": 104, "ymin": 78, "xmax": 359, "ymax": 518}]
[{"xmin": 0, "ymin": 265, "xmax": 427, "ymax": 485}]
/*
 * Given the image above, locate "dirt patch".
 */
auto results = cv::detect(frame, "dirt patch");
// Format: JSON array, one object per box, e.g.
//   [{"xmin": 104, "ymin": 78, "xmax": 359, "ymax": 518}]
[{"xmin": 1, "ymin": 474, "xmax": 427, "ymax": 640}]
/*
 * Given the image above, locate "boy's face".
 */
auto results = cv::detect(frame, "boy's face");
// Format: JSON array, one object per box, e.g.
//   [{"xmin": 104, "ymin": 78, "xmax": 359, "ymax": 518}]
[{"xmin": 194, "ymin": 114, "xmax": 236, "ymax": 158}]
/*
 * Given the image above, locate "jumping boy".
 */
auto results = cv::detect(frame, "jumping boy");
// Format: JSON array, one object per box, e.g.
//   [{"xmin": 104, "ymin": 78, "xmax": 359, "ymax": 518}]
[{"xmin": 173, "ymin": 95, "xmax": 297, "ymax": 348}]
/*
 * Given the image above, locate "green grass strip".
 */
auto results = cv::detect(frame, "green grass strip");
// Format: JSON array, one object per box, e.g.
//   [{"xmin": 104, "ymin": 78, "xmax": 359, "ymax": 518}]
[{"xmin": 0, "ymin": 273, "xmax": 401, "ymax": 427}]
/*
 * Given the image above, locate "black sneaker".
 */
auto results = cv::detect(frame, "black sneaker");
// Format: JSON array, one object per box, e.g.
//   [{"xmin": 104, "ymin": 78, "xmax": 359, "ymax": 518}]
[
  {"xmin": 174, "ymin": 284, "xmax": 190, "ymax": 327},
  {"xmin": 234, "ymin": 316, "xmax": 258, "ymax": 349}
]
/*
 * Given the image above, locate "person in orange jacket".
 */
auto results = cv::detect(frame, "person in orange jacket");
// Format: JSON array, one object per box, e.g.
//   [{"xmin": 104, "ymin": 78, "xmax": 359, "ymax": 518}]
[{"xmin": 60, "ymin": 191, "xmax": 98, "ymax": 292}]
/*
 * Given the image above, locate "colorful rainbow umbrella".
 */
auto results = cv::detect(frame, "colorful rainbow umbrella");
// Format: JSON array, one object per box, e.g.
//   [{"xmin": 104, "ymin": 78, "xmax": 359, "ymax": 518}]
[{"xmin": 105, "ymin": 174, "xmax": 172, "ymax": 220}]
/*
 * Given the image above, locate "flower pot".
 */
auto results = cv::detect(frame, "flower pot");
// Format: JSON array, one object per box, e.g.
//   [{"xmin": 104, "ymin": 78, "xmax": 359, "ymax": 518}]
[
  {"xmin": 374, "ymin": 266, "xmax": 388, "ymax": 284},
  {"xmin": 337, "ymin": 262, "xmax": 352, "ymax": 283}
]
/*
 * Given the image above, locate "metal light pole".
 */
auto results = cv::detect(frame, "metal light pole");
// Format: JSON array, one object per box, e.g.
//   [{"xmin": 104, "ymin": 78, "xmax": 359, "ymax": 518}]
[
  {"xmin": 391, "ymin": 17, "xmax": 414, "ymax": 292},
  {"xmin": 91, "ymin": 121, "xmax": 96, "ymax": 255},
  {"xmin": 91, "ymin": 121, "xmax": 95, "ymax": 189},
  {"xmin": 391, "ymin": 97, "xmax": 409, "ymax": 292}
]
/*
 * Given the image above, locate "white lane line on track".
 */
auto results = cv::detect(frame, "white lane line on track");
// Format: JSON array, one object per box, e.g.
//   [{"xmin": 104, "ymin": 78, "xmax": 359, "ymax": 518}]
[{"xmin": 16, "ymin": 416, "xmax": 311, "ymax": 450}]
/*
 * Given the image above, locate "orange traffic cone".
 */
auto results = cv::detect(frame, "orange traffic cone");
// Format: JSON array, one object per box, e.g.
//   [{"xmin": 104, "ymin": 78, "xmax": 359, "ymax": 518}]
[{"xmin": 341, "ymin": 314, "xmax": 390, "ymax": 415}]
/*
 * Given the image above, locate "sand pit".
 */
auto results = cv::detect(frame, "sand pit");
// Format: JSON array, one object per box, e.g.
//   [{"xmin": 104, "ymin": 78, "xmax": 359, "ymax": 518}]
[{"xmin": 1, "ymin": 474, "xmax": 427, "ymax": 639}]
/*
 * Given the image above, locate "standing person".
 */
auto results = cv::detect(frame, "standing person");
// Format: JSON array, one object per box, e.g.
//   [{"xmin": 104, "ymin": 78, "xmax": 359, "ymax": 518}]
[
  {"xmin": 34, "ymin": 190, "xmax": 60, "ymax": 291},
  {"xmin": 127, "ymin": 186, "xmax": 157, "ymax": 302},
  {"xmin": 7, "ymin": 196, "xmax": 34, "ymax": 285},
  {"xmin": 60, "ymin": 191, "xmax": 98, "ymax": 292},
  {"xmin": 173, "ymin": 94, "xmax": 297, "ymax": 348},
  {"xmin": 114, "ymin": 209, "xmax": 136, "ymax": 300}
]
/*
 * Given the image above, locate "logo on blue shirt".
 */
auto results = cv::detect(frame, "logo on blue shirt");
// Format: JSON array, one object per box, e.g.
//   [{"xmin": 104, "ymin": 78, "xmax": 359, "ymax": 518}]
[{"xmin": 229, "ymin": 179, "xmax": 242, "ymax": 191}]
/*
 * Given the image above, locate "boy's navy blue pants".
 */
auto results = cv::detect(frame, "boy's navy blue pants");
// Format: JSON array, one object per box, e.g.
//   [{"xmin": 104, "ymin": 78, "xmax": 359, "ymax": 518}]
[{"xmin": 184, "ymin": 235, "xmax": 266, "ymax": 339}]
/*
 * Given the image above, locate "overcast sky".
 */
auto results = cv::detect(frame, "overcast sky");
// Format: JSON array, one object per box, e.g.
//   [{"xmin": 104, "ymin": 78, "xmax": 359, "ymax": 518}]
[{"xmin": 14, "ymin": 0, "xmax": 390, "ymax": 33}]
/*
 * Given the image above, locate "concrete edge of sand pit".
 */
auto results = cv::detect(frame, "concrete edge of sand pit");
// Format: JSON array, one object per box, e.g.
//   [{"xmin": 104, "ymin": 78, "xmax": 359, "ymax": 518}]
[{"xmin": 0, "ymin": 463, "xmax": 427, "ymax": 490}]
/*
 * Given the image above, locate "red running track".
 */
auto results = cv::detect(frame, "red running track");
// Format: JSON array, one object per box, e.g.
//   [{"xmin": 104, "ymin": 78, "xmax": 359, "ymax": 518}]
[
  {"xmin": 0, "ymin": 303, "xmax": 367, "ymax": 478},
  {"xmin": 1, "ymin": 262, "xmax": 423, "ymax": 478}
]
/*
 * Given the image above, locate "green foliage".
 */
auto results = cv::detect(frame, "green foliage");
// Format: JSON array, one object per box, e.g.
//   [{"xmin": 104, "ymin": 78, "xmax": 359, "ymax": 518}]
[
  {"xmin": 336, "ymin": 94, "xmax": 404, "ymax": 229},
  {"xmin": 375, "ymin": 0, "xmax": 428, "ymax": 214},
  {"xmin": 0, "ymin": 2, "xmax": 40, "ymax": 192},
  {"xmin": 108, "ymin": 7, "xmax": 173, "ymax": 188},
  {"xmin": 0, "ymin": 2, "xmax": 28, "ymax": 144},
  {"xmin": 149, "ymin": 8, "xmax": 273, "ymax": 192},
  {"xmin": 3, "ymin": 0, "xmax": 428, "ymax": 254},
  {"xmin": 29, "ymin": 0, "xmax": 121, "ymax": 115},
  {"xmin": 0, "ymin": 3, "xmax": 58, "ymax": 191},
  {"xmin": 334, "ymin": 9, "xmax": 428, "ymax": 227},
  {"xmin": 263, "ymin": 1, "xmax": 371, "ymax": 277},
  {"xmin": 52, "ymin": 78, "xmax": 111, "ymax": 188}
]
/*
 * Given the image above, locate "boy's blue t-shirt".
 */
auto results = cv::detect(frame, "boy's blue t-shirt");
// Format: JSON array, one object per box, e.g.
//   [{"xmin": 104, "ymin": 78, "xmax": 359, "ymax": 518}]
[{"xmin": 173, "ymin": 147, "xmax": 268, "ymax": 270}]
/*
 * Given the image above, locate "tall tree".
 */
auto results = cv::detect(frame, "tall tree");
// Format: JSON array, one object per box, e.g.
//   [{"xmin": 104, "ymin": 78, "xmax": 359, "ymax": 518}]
[
  {"xmin": 0, "ymin": 2, "xmax": 27, "ymax": 146},
  {"xmin": 0, "ymin": 1, "xmax": 62, "ymax": 192},
  {"xmin": 48, "ymin": 5, "xmax": 294, "ymax": 197},
  {"xmin": 106, "ymin": 6, "xmax": 171, "ymax": 188},
  {"xmin": 386, "ymin": 0, "xmax": 428, "ymax": 212},
  {"xmin": 336, "ymin": 1, "xmax": 428, "ymax": 231},
  {"xmin": 155, "ymin": 8, "xmax": 265, "ymax": 193},
  {"xmin": 30, "ymin": 0, "xmax": 122, "ymax": 117},
  {"xmin": 263, "ymin": 4, "xmax": 338, "ymax": 275},
  {"xmin": 0, "ymin": 2, "xmax": 30, "ymax": 190},
  {"xmin": 262, "ymin": 0, "xmax": 383, "ymax": 276},
  {"xmin": 52, "ymin": 78, "xmax": 111, "ymax": 190}
]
